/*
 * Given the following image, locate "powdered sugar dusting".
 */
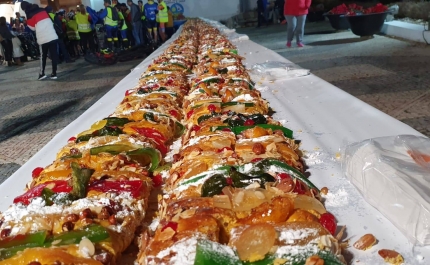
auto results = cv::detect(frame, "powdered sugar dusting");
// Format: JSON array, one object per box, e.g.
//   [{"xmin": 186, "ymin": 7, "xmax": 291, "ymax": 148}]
[
  {"xmin": 165, "ymin": 138, "xmax": 182, "ymax": 163},
  {"xmin": 154, "ymin": 236, "xmax": 200, "ymax": 265},
  {"xmin": 278, "ymin": 228, "xmax": 318, "ymax": 244},
  {"xmin": 323, "ymin": 188, "xmax": 349, "ymax": 207},
  {"xmin": 255, "ymin": 85, "xmax": 269, "ymax": 92}
]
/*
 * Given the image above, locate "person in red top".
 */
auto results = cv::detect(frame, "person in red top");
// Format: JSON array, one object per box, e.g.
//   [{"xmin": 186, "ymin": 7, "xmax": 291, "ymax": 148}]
[{"xmin": 284, "ymin": 0, "xmax": 311, "ymax": 47}]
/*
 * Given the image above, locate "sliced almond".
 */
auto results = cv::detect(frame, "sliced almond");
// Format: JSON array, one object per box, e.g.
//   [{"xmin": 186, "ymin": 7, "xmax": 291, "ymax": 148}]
[
  {"xmin": 378, "ymin": 249, "xmax": 404, "ymax": 265},
  {"xmin": 158, "ymin": 227, "xmax": 176, "ymax": 241},
  {"xmin": 79, "ymin": 237, "xmax": 95, "ymax": 257},
  {"xmin": 179, "ymin": 209, "xmax": 196, "ymax": 219},
  {"xmin": 353, "ymin": 234, "xmax": 377, "ymax": 250}
]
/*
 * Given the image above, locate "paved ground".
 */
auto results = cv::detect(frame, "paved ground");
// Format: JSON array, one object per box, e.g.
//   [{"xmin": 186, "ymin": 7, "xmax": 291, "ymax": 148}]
[
  {"xmin": 0, "ymin": 58, "xmax": 140, "ymax": 183},
  {"xmin": 0, "ymin": 20, "xmax": 429, "ymax": 184},
  {"xmin": 238, "ymin": 21, "xmax": 430, "ymax": 138}
]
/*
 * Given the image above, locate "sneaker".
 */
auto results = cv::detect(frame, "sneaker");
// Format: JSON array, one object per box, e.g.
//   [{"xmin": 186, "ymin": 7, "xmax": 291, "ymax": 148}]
[
  {"xmin": 297, "ymin": 42, "xmax": 304, "ymax": 48},
  {"xmin": 286, "ymin": 41, "xmax": 292, "ymax": 48},
  {"xmin": 50, "ymin": 73, "xmax": 57, "ymax": 80},
  {"xmin": 38, "ymin": 74, "xmax": 47, "ymax": 80},
  {"xmin": 280, "ymin": 20, "xmax": 287, "ymax": 25}
]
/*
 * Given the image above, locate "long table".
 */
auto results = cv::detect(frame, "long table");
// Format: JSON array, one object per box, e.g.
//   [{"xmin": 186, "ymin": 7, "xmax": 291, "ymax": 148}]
[{"xmin": 1, "ymin": 23, "xmax": 428, "ymax": 264}]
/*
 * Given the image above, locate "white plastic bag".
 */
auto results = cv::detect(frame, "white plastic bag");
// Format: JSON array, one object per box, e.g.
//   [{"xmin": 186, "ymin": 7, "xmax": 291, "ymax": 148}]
[
  {"xmin": 342, "ymin": 135, "xmax": 430, "ymax": 246},
  {"xmin": 251, "ymin": 61, "xmax": 310, "ymax": 81}
]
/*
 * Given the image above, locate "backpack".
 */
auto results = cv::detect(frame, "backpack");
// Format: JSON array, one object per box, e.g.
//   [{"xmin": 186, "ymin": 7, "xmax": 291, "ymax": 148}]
[
  {"xmin": 49, "ymin": 14, "xmax": 64, "ymax": 39},
  {"xmin": 108, "ymin": 6, "xmax": 119, "ymax": 21}
]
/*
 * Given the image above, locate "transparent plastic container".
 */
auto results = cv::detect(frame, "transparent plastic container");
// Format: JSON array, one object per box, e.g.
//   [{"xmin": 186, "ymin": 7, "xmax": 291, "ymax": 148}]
[
  {"xmin": 251, "ymin": 61, "xmax": 310, "ymax": 81},
  {"xmin": 342, "ymin": 135, "xmax": 430, "ymax": 245}
]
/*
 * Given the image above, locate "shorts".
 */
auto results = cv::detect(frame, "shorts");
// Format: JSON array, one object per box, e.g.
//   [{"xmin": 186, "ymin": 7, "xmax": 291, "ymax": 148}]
[{"xmin": 146, "ymin": 20, "xmax": 157, "ymax": 30}]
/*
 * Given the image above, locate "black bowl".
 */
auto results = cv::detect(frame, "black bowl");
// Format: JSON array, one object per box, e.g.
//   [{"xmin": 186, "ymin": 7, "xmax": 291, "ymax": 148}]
[
  {"xmin": 347, "ymin": 12, "xmax": 388, "ymax": 37},
  {"xmin": 308, "ymin": 11, "xmax": 325, "ymax": 22},
  {"xmin": 325, "ymin": 14, "xmax": 350, "ymax": 30}
]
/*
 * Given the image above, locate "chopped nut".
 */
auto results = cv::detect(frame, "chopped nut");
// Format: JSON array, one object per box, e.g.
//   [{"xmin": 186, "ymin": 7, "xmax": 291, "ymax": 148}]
[
  {"xmin": 353, "ymin": 234, "xmax": 377, "ymax": 250},
  {"xmin": 0, "ymin": 228, "xmax": 11, "ymax": 238},
  {"xmin": 336, "ymin": 225, "xmax": 347, "ymax": 241},
  {"xmin": 81, "ymin": 218, "xmax": 93, "ymax": 226},
  {"xmin": 94, "ymin": 252, "xmax": 113, "ymax": 265},
  {"xmin": 65, "ymin": 213, "xmax": 79, "ymax": 222},
  {"xmin": 305, "ymin": 255, "xmax": 324, "ymax": 265},
  {"xmin": 98, "ymin": 206, "xmax": 113, "ymax": 220},
  {"xmin": 62, "ymin": 221, "xmax": 75, "ymax": 232},
  {"xmin": 70, "ymin": 148, "xmax": 80, "ymax": 155},
  {"xmin": 320, "ymin": 187, "xmax": 328, "ymax": 195},
  {"xmin": 108, "ymin": 214, "xmax": 117, "ymax": 225},
  {"xmin": 378, "ymin": 249, "xmax": 404, "ymax": 265},
  {"xmin": 276, "ymin": 177, "xmax": 294, "ymax": 193},
  {"xmin": 273, "ymin": 130, "xmax": 284, "ymax": 136},
  {"xmin": 80, "ymin": 208, "xmax": 93, "ymax": 219},
  {"xmin": 148, "ymin": 103, "xmax": 158, "ymax": 109},
  {"xmin": 252, "ymin": 143, "xmax": 265, "ymax": 155}
]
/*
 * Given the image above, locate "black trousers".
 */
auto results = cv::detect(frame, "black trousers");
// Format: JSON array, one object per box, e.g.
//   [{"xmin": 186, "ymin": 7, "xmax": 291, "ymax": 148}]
[
  {"xmin": 257, "ymin": 8, "xmax": 267, "ymax": 27},
  {"xmin": 1, "ymin": 39, "xmax": 13, "ymax": 61},
  {"xmin": 58, "ymin": 38, "xmax": 71, "ymax": 62},
  {"xmin": 79, "ymin": 31, "xmax": 95, "ymax": 53},
  {"xmin": 39, "ymin": 39, "xmax": 58, "ymax": 75}
]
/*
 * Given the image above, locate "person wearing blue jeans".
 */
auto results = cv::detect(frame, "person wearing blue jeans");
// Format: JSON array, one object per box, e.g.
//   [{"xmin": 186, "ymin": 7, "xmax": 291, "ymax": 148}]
[
  {"xmin": 127, "ymin": 0, "xmax": 143, "ymax": 45},
  {"xmin": 284, "ymin": 0, "xmax": 311, "ymax": 47},
  {"xmin": 285, "ymin": 15, "xmax": 306, "ymax": 47}
]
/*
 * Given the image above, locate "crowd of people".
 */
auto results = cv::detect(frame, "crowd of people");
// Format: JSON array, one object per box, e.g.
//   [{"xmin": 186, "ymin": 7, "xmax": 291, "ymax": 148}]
[{"xmin": 0, "ymin": 0, "xmax": 176, "ymax": 80}]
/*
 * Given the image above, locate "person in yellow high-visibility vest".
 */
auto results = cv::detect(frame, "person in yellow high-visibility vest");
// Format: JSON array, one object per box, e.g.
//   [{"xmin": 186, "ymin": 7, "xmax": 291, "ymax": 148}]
[
  {"xmin": 66, "ymin": 12, "xmax": 81, "ymax": 58},
  {"xmin": 75, "ymin": 4, "xmax": 94, "ymax": 54},
  {"xmin": 115, "ymin": 4, "xmax": 129, "ymax": 49},
  {"xmin": 157, "ymin": 0, "xmax": 168, "ymax": 42},
  {"xmin": 98, "ymin": 0, "xmax": 119, "ymax": 50}
]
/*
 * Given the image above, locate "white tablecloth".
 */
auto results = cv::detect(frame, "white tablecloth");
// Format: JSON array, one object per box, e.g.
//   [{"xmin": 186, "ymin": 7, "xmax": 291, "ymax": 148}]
[{"xmin": 1, "ymin": 26, "xmax": 428, "ymax": 264}]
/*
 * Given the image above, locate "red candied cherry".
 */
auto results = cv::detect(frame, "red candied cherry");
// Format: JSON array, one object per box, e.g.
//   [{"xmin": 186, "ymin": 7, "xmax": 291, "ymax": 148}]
[
  {"xmin": 32, "ymin": 167, "xmax": 44, "ymax": 179},
  {"xmin": 169, "ymin": 109, "xmax": 179, "ymax": 119},
  {"xmin": 226, "ymin": 177, "xmax": 233, "ymax": 186},
  {"xmin": 125, "ymin": 89, "xmax": 133, "ymax": 96},
  {"xmin": 222, "ymin": 128, "xmax": 232, "ymax": 132},
  {"xmin": 319, "ymin": 212, "xmax": 337, "ymax": 235},
  {"xmin": 186, "ymin": 110, "xmax": 194, "ymax": 119},
  {"xmin": 68, "ymin": 136, "xmax": 76, "ymax": 142},
  {"xmin": 207, "ymin": 104, "xmax": 217, "ymax": 112},
  {"xmin": 191, "ymin": 125, "xmax": 201, "ymax": 132},
  {"xmin": 161, "ymin": 221, "xmax": 178, "ymax": 232},
  {"xmin": 276, "ymin": 173, "xmax": 291, "ymax": 181},
  {"xmin": 152, "ymin": 174, "xmax": 163, "ymax": 187},
  {"xmin": 244, "ymin": 119, "xmax": 255, "ymax": 126},
  {"xmin": 251, "ymin": 158, "xmax": 263, "ymax": 163}
]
